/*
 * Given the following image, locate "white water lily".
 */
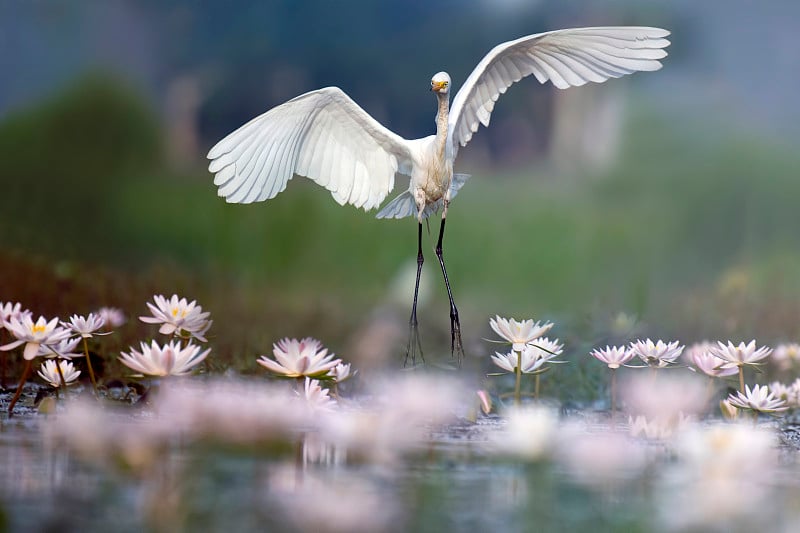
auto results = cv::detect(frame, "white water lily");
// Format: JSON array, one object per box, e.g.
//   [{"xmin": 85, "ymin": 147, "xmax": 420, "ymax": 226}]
[
  {"xmin": 489, "ymin": 315, "xmax": 554, "ymax": 351},
  {"xmin": 727, "ymin": 384, "xmax": 788, "ymax": 414},
  {"xmin": 490, "ymin": 337, "xmax": 563, "ymax": 374},
  {"xmin": 257, "ymin": 337, "xmax": 341, "ymax": 378},
  {"xmin": 139, "ymin": 294, "xmax": 212, "ymax": 342},
  {"xmin": 685, "ymin": 342, "xmax": 738, "ymax": 377},
  {"xmin": 712, "ymin": 340, "xmax": 772, "ymax": 368},
  {"xmin": 330, "ymin": 362, "xmax": 355, "ymax": 383},
  {"xmin": 589, "ymin": 345, "xmax": 634, "ymax": 369},
  {"xmin": 36, "ymin": 337, "xmax": 82, "ymax": 359},
  {"xmin": 0, "ymin": 302, "xmax": 30, "ymax": 328},
  {"xmin": 38, "ymin": 359, "xmax": 81, "ymax": 388},
  {"xmin": 119, "ymin": 340, "xmax": 210, "ymax": 376},
  {"xmin": 0, "ymin": 315, "xmax": 73, "ymax": 360},
  {"xmin": 63, "ymin": 313, "xmax": 109, "ymax": 338},
  {"xmin": 629, "ymin": 338, "xmax": 684, "ymax": 368}
]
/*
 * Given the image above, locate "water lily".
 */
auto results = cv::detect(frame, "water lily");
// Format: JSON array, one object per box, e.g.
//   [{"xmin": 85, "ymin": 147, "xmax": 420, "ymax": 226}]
[
  {"xmin": 0, "ymin": 315, "xmax": 72, "ymax": 360},
  {"xmin": 490, "ymin": 338, "xmax": 563, "ymax": 374},
  {"xmin": 139, "ymin": 294, "xmax": 212, "ymax": 342},
  {"xmin": 95, "ymin": 307, "xmax": 126, "ymax": 328},
  {"xmin": 712, "ymin": 340, "xmax": 772, "ymax": 367},
  {"xmin": 489, "ymin": 315, "xmax": 553, "ymax": 351},
  {"xmin": 330, "ymin": 362, "xmax": 354, "ymax": 383},
  {"xmin": 257, "ymin": 337, "xmax": 341, "ymax": 378},
  {"xmin": 727, "ymin": 384, "xmax": 787, "ymax": 414},
  {"xmin": 629, "ymin": 338, "xmax": 684, "ymax": 368},
  {"xmin": 685, "ymin": 342, "xmax": 738, "ymax": 378},
  {"xmin": 711, "ymin": 340, "xmax": 772, "ymax": 392},
  {"xmin": 589, "ymin": 345, "xmax": 634, "ymax": 369},
  {"xmin": 119, "ymin": 340, "xmax": 210, "ymax": 376},
  {"xmin": 38, "ymin": 359, "xmax": 81, "ymax": 388},
  {"xmin": 36, "ymin": 337, "xmax": 83, "ymax": 359},
  {"xmin": 303, "ymin": 378, "xmax": 336, "ymax": 411},
  {"xmin": 772, "ymin": 342, "xmax": 800, "ymax": 371},
  {"xmin": 62, "ymin": 313, "xmax": 109, "ymax": 338},
  {"xmin": 0, "ymin": 302, "xmax": 30, "ymax": 328}
]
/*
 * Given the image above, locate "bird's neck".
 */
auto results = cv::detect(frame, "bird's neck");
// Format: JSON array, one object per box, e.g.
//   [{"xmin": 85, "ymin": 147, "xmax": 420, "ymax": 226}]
[{"xmin": 435, "ymin": 93, "xmax": 450, "ymax": 158}]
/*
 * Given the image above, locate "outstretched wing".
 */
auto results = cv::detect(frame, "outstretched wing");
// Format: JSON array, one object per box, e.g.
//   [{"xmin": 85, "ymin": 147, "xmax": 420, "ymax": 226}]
[
  {"xmin": 208, "ymin": 87, "xmax": 414, "ymax": 210},
  {"xmin": 448, "ymin": 26, "xmax": 670, "ymax": 158}
]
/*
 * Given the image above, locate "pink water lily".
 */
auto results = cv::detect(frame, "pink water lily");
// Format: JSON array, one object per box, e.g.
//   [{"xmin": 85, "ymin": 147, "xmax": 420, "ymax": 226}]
[
  {"xmin": 257, "ymin": 337, "xmax": 341, "ymax": 378},
  {"xmin": 119, "ymin": 340, "xmax": 210, "ymax": 376}
]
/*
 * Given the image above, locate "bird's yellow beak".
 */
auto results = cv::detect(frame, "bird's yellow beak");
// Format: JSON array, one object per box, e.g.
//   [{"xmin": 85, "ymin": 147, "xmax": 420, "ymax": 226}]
[{"xmin": 431, "ymin": 80, "xmax": 448, "ymax": 92}]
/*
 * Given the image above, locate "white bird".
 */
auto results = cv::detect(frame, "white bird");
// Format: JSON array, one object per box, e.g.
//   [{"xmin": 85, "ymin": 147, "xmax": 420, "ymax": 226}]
[{"xmin": 207, "ymin": 26, "xmax": 671, "ymax": 366}]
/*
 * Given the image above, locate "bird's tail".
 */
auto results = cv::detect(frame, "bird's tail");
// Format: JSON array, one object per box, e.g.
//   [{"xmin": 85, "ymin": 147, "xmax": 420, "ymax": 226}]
[{"xmin": 375, "ymin": 173, "xmax": 471, "ymax": 220}]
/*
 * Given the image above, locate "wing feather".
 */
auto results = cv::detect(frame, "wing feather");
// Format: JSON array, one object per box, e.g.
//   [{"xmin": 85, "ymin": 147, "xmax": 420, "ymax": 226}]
[
  {"xmin": 208, "ymin": 87, "xmax": 413, "ymax": 209},
  {"xmin": 449, "ymin": 26, "xmax": 670, "ymax": 157}
]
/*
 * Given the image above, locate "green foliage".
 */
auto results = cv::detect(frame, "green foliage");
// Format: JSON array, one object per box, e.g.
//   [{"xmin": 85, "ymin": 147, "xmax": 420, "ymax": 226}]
[{"xmin": 0, "ymin": 73, "xmax": 161, "ymax": 256}]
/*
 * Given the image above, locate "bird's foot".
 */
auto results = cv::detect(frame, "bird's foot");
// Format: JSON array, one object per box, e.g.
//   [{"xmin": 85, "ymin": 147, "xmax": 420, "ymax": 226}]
[
  {"xmin": 450, "ymin": 311, "xmax": 465, "ymax": 367},
  {"xmin": 404, "ymin": 318, "xmax": 424, "ymax": 367}
]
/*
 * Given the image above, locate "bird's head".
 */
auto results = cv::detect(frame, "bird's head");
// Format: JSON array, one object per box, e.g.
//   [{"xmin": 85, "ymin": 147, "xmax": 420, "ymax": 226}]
[{"xmin": 430, "ymin": 72, "xmax": 451, "ymax": 94}]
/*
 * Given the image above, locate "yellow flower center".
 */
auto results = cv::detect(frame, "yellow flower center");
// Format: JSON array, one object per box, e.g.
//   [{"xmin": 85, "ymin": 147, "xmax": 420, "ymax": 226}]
[{"xmin": 31, "ymin": 324, "xmax": 46, "ymax": 334}]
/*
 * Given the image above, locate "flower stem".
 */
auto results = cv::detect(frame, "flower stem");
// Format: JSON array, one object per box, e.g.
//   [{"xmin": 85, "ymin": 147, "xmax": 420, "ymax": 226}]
[
  {"xmin": 0, "ymin": 329, "xmax": 6, "ymax": 389},
  {"xmin": 8, "ymin": 359, "xmax": 32, "ymax": 417},
  {"xmin": 514, "ymin": 350, "xmax": 522, "ymax": 406},
  {"xmin": 610, "ymin": 369, "xmax": 617, "ymax": 429},
  {"xmin": 82, "ymin": 338, "xmax": 99, "ymax": 395},
  {"xmin": 55, "ymin": 358, "xmax": 67, "ymax": 391},
  {"xmin": 534, "ymin": 374, "xmax": 541, "ymax": 400},
  {"xmin": 738, "ymin": 366, "xmax": 745, "ymax": 393}
]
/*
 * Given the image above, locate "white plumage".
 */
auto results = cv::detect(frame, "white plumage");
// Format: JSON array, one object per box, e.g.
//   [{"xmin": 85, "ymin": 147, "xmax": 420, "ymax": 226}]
[{"xmin": 208, "ymin": 26, "xmax": 670, "ymax": 220}]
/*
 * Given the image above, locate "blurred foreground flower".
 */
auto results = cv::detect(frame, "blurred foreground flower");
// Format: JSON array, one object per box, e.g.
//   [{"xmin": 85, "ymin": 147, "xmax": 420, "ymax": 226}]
[
  {"xmin": 727, "ymin": 384, "xmax": 787, "ymax": 415},
  {"xmin": 658, "ymin": 423, "xmax": 779, "ymax": 531},
  {"xmin": 320, "ymin": 375, "xmax": 463, "ymax": 464},
  {"xmin": 629, "ymin": 338, "xmax": 684, "ymax": 368},
  {"xmin": 622, "ymin": 373, "xmax": 710, "ymax": 420},
  {"xmin": 0, "ymin": 315, "xmax": 72, "ymax": 360},
  {"xmin": 257, "ymin": 337, "xmax": 341, "ymax": 379},
  {"xmin": 139, "ymin": 294, "xmax": 212, "ymax": 342},
  {"xmin": 490, "ymin": 406, "xmax": 557, "ymax": 460},
  {"xmin": 119, "ymin": 340, "xmax": 210, "ymax": 376},
  {"xmin": 556, "ymin": 425, "xmax": 648, "ymax": 488},
  {"xmin": 304, "ymin": 378, "xmax": 336, "ymax": 411},
  {"xmin": 489, "ymin": 315, "xmax": 553, "ymax": 351},
  {"xmin": 38, "ymin": 359, "xmax": 81, "ymax": 388},
  {"xmin": 269, "ymin": 469, "xmax": 398, "ymax": 533}
]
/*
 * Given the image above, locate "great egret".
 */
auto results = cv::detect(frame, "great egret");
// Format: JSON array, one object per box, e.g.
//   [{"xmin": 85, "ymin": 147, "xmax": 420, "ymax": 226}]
[{"xmin": 207, "ymin": 26, "xmax": 670, "ymax": 366}]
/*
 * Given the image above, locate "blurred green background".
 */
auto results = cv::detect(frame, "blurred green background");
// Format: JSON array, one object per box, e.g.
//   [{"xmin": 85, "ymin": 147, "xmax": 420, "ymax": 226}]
[{"xmin": 3, "ymin": 0, "xmax": 800, "ymax": 374}]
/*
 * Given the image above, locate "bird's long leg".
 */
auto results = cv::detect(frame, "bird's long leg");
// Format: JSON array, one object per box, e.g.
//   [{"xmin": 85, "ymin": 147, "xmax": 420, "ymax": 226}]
[
  {"xmin": 436, "ymin": 203, "xmax": 464, "ymax": 365},
  {"xmin": 405, "ymin": 221, "xmax": 425, "ymax": 366}
]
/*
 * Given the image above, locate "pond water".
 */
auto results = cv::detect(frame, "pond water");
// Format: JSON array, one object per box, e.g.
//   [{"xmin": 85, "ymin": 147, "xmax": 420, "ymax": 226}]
[{"xmin": 1, "ymin": 382, "xmax": 799, "ymax": 533}]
